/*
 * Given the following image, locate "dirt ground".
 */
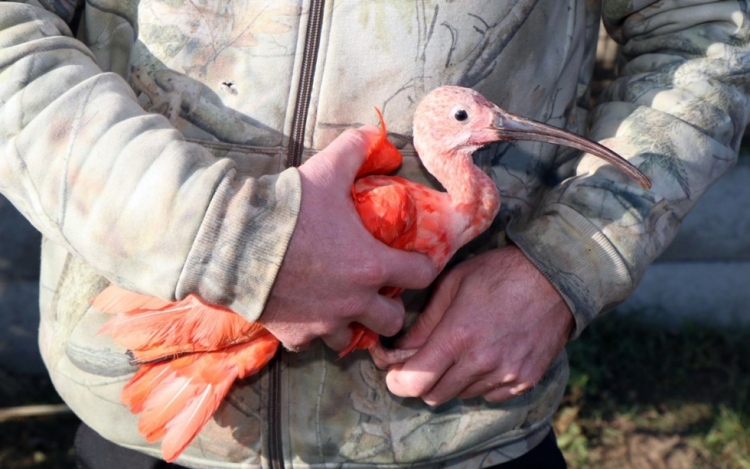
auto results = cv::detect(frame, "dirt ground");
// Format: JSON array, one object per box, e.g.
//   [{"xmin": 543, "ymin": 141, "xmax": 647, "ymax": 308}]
[
  {"xmin": 0, "ymin": 373, "xmax": 78, "ymax": 469},
  {"xmin": 557, "ymin": 316, "xmax": 750, "ymax": 469}
]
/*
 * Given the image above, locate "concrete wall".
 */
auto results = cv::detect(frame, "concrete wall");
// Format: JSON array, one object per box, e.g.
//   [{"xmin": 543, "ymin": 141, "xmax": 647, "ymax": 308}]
[{"xmin": 618, "ymin": 156, "xmax": 750, "ymax": 327}]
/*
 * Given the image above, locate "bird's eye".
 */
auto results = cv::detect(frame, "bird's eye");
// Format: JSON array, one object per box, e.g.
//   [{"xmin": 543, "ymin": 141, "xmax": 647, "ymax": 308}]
[{"xmin": 454, "ymin": 109, "xmax": 469, "ymax": 122}]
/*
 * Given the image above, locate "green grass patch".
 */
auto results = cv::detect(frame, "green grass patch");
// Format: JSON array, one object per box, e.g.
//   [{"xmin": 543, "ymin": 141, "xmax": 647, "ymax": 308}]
[{"xmin": 557, "ymin": 314, "xmax": 750, "ymax": 468}]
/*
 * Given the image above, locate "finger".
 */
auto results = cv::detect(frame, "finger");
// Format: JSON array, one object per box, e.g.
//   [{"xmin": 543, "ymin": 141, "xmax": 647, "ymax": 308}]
[
  {"xmin": 369, "ymin": 343, "xmax": 418, "ymax": 370},
  {"xmin": 458, "ymin": 373, "xmax": 519, "ymax": 400},
  {"xmin": 483, "ymin": 382, "xmax": 533, "ymax": 403},
  {"xmin": 380, "ymin": 248, "xmax": 438, "ymax": 291},
  {"xmin": 422, "ymin": 364, "xmax": 477, "ymax": 407},
  {"xmin": 356, "ymin": 294, "xmax": 405, "ymax": 337},
  {"xmin": 384, "ymin": 336, "xmax": 454, "ymax": 399},
  {"xmin": 396, "ymin": 275, "xmax": 459, "ymax": 349},
  {"xmin": 320, "ymin": 327, "xmax": 354, "ymax": 352},
  {"xmin": 264, "ymin": 321, "xmax": 315, "ymax": 353},
  {"xmin": 422, "ymin": 352, "xmax": 516, "ymax": 406}
]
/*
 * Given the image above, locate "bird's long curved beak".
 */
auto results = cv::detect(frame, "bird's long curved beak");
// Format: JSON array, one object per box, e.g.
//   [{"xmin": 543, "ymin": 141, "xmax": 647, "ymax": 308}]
[{"xmin": 491, "ymin": 110, "xmax": 652, "ymax": 189}]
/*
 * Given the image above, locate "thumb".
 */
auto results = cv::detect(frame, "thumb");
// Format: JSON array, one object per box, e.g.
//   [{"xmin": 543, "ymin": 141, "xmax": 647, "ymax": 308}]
[
  {"xmin": 396, "ymin": 274, "xmax": 460, "ymax": 349},
  {"xmin": 310, "ymin": 126, "xmax": 380, "ymax": 188}
]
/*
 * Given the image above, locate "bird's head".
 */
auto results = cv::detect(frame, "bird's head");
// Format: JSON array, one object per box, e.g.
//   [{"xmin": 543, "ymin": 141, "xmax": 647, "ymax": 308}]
[{"xmin": 413, "ymin": 86, "xmax": 651, "ymax": 189}]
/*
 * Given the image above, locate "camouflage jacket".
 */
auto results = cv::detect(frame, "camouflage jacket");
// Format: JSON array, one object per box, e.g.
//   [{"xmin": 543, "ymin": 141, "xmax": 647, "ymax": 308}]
[{"xmin": 1, "ymin": 0, "xmax": 748, "ymax": 467}]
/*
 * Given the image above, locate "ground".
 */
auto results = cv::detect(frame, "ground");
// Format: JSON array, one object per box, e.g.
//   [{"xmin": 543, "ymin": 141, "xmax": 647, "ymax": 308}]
[
  {"xmin": 558, "ymin": 316, "xmax": 750, "ymax": 469},
  {"xmin": 0, "ymin": 373, "xmax": 78, "ymax": 468},
  {"xmin": 0, "ymin": 314, "xmax": 748, "ymax": 468}
]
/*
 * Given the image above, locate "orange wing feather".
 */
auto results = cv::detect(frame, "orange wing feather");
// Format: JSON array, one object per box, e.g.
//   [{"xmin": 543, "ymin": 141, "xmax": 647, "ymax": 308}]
[
  {"xmin": 96, "ymin": 285, "xmax": 267, "ymax": 364},
  {"xmin": 122, "ymin": 336, "xmax": 278, "ymax": 462},
  {"xmin": 353, "ymin": 177, "xmax": 417, "ymax": 251}
]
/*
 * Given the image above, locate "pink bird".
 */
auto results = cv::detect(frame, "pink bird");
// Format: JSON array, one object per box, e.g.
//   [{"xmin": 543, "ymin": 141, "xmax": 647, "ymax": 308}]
[{"xmin": 92, "ymin": 86, "xmax": 650, "ymax": 462}]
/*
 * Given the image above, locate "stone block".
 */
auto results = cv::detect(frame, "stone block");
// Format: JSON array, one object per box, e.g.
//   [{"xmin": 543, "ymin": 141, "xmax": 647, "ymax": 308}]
[{"xmin": 659, "ymin": 158, "xmax": 750, "ymax": 262}]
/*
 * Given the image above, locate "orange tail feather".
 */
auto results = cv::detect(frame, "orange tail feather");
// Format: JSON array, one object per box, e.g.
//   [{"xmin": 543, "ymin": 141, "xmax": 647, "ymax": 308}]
[{"xmin": 356, "ymin": 108, "xmax": 403, "ymax": 178}]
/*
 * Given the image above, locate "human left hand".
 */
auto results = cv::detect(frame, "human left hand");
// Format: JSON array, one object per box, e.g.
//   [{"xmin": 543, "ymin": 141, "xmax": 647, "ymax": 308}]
[{"xmin": 376, "ymin": 246, "xmax": 574, "ymax": 406}]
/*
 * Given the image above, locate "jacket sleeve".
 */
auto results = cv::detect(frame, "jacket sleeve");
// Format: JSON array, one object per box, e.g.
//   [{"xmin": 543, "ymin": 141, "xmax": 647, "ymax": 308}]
[
  {"xmin": 507, "ymin": 0, "xmax": 750, "ymax": 338},
  {"xmin": 0, "ymin": 2, "xmax": 301, "ymax": 321}
]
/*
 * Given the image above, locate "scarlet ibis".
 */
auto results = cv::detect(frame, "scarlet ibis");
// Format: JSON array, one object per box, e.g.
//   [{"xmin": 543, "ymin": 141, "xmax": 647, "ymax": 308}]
[{"xmin": 92, "ymin": 86, "xmax": 650, "ymax": 462}]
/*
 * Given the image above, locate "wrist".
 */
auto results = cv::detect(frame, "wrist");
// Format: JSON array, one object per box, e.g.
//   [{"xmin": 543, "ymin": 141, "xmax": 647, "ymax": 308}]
[{"xmin": 504, "ymin": 245, "xmax": 575, "ymax": 340}]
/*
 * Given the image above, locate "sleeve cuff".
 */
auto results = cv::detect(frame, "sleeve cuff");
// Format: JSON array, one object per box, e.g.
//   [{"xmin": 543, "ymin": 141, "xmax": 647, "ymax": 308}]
[
  {"xmin": 176, "ymin": 167, "xmax": 302, "ymax": 322},
  {"xmin": 506, "ymin": 203, "xmax": 634, "ymax": 338}
]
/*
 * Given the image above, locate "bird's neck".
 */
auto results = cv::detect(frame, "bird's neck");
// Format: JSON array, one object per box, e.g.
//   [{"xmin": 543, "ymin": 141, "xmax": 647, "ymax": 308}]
[{"xmin": 429, "ymin": 149, "xmax": 501, "ymax": 241}]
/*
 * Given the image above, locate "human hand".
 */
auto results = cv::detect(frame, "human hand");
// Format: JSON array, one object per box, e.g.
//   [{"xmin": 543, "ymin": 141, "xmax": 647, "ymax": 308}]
[
  {"xmin": 258, "ymin": 128, "xmax": 438, "ymax": 352},
  {"xmin": 379, "ymin": 246, "xmax": 574, "ymax": 405}
]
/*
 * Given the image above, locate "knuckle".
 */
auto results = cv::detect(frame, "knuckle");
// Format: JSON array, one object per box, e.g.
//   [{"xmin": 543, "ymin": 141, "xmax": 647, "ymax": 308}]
[
  {"xmin": 283, "ymin": 337, "xmax": 308, "ymax": 351},
  {"xmin": 361, "ymin": 258, "xmax": 388, "ymax": 286},
  {"xmin": 336, "ymin": 297, "xmax": 366, "ymax": 322},
  {"xmin": 382, "ymin": 314, "xmax": 404, "ymax": 337},
  {"xmin": 317, "ymin": 323, "xmax": 336, "ymax": 337},
  {"xmin": 412, "ymin": 259, "xmax": 436, "ymax": 287},
  {"xmin": 468, "ymin": 350, "xmax": 497, "ymax": 375},
  {"xmin": 450, "ymin": 324, "xmax": 474, "ymax": 351}
]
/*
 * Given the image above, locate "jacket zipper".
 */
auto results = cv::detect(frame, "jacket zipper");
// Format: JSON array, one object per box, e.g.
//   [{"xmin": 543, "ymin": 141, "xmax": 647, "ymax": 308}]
[
  {"xmin": 268, "ymin": 353, "xmax": 284, "ymax": 469},
  {"xmin": 286, "ymin": 0, "xmax": 326, "ymax": 169},
  {"xmin": 269, "ymin": 2, "xmax": 326, "ymax": 469}
]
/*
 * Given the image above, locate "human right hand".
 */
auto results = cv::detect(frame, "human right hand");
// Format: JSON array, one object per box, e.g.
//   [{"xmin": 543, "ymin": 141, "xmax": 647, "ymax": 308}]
[
  {"xmin": 379, "ymin": 247, "xmax": 573, "ymax": 406},
  {"xmin": 258, "ymin": 128, "xmax": 437, "ymax": 352}
]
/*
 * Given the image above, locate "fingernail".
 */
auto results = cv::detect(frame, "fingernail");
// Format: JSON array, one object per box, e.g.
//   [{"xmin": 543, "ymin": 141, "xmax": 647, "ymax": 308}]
[{"xmin": 509, "ymin": 384, "xmax": 529, "ymax": 396}]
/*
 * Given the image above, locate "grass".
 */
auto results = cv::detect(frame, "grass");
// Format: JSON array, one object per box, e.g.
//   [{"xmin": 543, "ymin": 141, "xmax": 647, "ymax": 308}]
[
  {"xmin": 556, "ymin": 314, "xmax": 750, "ymax": 469},
  {"xmin": 0, "ymin": 314, "xmax": 748, "ymax": 468}
]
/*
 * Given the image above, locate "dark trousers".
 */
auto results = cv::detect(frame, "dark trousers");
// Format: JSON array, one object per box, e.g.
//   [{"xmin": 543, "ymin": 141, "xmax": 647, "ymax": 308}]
[
  {"xmin": 486, "ymin": 430, "xmax": 567, "ymax": 469},
  {"xmin": 75, "ymin": 424, "xmax": 187, "ymax": 469},
  {"xmin": 75, "ymin": 422, "xmax": 566, "ymax": 469}
]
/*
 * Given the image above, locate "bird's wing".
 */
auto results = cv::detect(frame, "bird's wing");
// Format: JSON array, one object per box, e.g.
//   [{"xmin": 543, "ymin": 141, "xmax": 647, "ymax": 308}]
[
  {"xmin": 123, "ymin": 336, "xmax": 278, "ymax": 462},
  {"xmin": 353, "ymin": 175, "xmax": 418, "ymax": 251},
  {"xmin": 355, "ymin": 108, "xmax": 403, "ymax": 178},
  {"xmin": 94, "ymin": 285, "xmax": 268, "ymax": 364}
]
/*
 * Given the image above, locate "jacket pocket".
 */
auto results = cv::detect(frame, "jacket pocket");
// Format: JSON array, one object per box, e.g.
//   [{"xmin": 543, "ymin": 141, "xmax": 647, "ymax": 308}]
[{"xmin": 188, "ymin": 139, "xmax": 287, "ymax": 178}]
